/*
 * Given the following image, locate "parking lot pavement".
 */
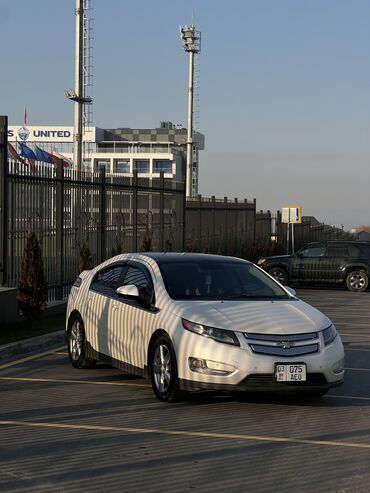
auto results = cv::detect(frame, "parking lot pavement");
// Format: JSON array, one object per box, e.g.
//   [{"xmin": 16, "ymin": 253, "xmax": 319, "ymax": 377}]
[{"xmin": 1, "ymin": 289, "xmax": 370, "ymax": 492}]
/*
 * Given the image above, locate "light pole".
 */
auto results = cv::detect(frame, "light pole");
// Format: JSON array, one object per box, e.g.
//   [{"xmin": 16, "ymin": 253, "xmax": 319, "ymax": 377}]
[
  {"xmin": 65, "ymin": 0, "xmax": 93, "ymax": 169},
  {"xmin": 180, "ymin": 25, "xmax": 201, "ymax": 198}
]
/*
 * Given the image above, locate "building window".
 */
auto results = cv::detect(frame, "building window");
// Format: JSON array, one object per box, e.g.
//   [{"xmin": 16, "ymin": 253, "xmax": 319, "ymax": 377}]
[
  {"xmin": 134, "ymin": 159, "xmax": 150, "ymax": 173},
  {"xmin": 153, "ymin": 160, "xmax": 172, "ymax": 173},
  {"xmin": 114, "ymin": 159, "xmax": 130, "ymax": 173},
  {"xmin": 95, "ymin": 160, "xmax": 110, "ymax": 172}
]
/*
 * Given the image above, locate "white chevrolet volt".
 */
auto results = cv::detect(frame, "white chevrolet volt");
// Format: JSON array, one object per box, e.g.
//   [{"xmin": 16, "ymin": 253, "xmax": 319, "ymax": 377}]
[{"xmin": 66, "ymin": 253, "xmax": 345, "ymax": 401}]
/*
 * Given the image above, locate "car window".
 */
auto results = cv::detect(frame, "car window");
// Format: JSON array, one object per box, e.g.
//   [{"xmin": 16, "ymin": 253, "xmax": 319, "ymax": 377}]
[
  {"xmin": 300, "ymin": 246, "xmax": 326, "ymax": 258},
  {"xmin": 158, "ymin": 259, "xmax": 289, "ymax": 300},
  {"xmin": 123, "ymin": 266, "xmax": 151, "ymax": 290},
  {"xmin": 359, "ymin": 246, "xmax": 370, "ymax": 258},
  {"xmin": 327, "ymin": 246, "xmax": 349, "ymax": 257},
  {"xmin": 90, "ymin": 264, "xmax": 125, "ymax": 295}
]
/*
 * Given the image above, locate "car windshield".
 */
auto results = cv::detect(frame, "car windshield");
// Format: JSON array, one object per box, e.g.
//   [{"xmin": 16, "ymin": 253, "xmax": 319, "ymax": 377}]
[{"xmin": 158, "ymin": 259, "xmax": 290, "ymax": 301}]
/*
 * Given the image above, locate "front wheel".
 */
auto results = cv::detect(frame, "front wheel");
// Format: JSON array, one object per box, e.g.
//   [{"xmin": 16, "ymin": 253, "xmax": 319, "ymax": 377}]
[
  {"xmin": 67, "ymin": 315, "xmax": 96, "ymax": 369},
  {"xmin": 346, "ymin": 270, "xmax": 369, "ymax": 292},
  {"xmin": 268, "ymin": 267, "xmax": 289, "ymax": 285},
  {"xmin": 150, "ymin": 334, "xmax": 181, "ymax": 402}
]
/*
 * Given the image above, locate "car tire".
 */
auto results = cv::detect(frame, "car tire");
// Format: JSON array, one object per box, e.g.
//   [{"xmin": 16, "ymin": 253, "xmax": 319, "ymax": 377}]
[
  {"xmin": 67, "ymin": 315, "xmax": 96, "ymax": 369},
  {"xmin": 150, "ymin": 334, "xmax": 182, "ymax": 402},
  {"xmin": 268, "ymin": 267, "xmax": 289, "ymax": 286},
  {"xmin": 346, "ymin": 270, "xmax": 369, "ymax": 292}
]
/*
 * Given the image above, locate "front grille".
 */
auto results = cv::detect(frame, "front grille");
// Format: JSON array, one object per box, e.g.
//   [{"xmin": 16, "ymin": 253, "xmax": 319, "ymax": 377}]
[{"xmin": 244, "ymin": 331, "xmax": 319, "ymax": 357}]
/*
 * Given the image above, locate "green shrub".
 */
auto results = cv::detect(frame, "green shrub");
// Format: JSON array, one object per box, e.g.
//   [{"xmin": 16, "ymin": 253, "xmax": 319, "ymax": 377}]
[
  {"xmin": 17, "ymin": 232, "xmax": 47, "ymax": 320},
  {"xmin": 111, "ymin": 238, "xmax": 123, "ymax": 257},
  {"xmin": 79, "ymin": 242, "xmax": 93, "ymax": 273},
  {"xmin": 140, "ymin": 233, "xmax": 153, "ymax": 252}
]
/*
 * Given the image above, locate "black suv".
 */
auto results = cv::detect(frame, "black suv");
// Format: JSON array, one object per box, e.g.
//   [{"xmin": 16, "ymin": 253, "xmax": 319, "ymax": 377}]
[{"xmin": 257, "ymin": 241, "xmax": 370, "ymax": 292}]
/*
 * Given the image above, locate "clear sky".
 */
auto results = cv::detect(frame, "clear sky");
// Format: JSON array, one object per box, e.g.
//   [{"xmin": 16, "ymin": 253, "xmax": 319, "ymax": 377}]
[{"xmin": 1, "ymin": 0, "xmax": 370, "ymax": 229}]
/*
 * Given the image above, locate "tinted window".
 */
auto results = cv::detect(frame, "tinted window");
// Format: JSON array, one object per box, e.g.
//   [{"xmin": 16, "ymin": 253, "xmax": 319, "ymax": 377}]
[
  {"xmin": 360, "ymin": 246, "xmax": 370, "ymax": 258},
  {"xmin": 123, "ymin": 266, "xmax": 150, "ymax": 290},
  {"xmin": 327, "ymin": 246, "xmax": 349, "ymax": 257},
  {"xmin": 159, "ymin": 260, "xmax": 289, "ymax": 300},
  {"xmin": 91, "ymin": 265, "xmax": 125, "ymax": 295},
  {"xmin": 300, "ymin": 246, "xmax": 326, "ymax": 258}
]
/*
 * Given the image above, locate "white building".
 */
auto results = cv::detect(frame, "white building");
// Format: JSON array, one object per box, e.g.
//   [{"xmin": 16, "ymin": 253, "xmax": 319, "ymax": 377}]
[{"xmin": 8, "ymin": 121, "xmax": 205, "ymax": 196}]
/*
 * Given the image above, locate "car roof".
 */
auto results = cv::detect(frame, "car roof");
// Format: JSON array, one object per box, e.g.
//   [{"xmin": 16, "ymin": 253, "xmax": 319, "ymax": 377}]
[
  {"xmin": 305, "ymin": 240, "xmax": 370, "ymax": 247},
  {"xmin": 140, "ymin": 252, "xmax": 251, "ymax": 266}
]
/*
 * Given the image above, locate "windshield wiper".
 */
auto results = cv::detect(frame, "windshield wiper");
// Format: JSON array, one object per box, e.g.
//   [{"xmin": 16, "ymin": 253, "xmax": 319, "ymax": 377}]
[{"xmin": 224, "ymin": 294, "xmax": 285, "ymax": 300}]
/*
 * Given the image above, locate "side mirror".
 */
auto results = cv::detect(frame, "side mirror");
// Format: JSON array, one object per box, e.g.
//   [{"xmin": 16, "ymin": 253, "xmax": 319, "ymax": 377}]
[
  {"xmin": 138, "ymin": 286, "xmax": 154, "ymax": 308},
  {"xmin": 296, "ymin": 252, "xmax": 303, "ymax": 258},
  {"xmin": 285, "ymin": 286, "xmax": 297, "ymax": 297},
  {"xmin": 116, "ymin": 284, "xmax": 140, "ymax": 299}
]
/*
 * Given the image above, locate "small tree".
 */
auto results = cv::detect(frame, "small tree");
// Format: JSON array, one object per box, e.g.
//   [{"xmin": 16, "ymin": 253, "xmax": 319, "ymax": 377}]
[
  {"xmin": 79, "ymin": 242, "xmax": 93, "ymax": 274},
  {"xmin": 111, "ymin": 238, "xmax": 123, "ymax": 257},
  {"xmin": 140, "ymin": 233, "xmax": 153, "ymax": 252},
  {"xmin": 17, "ymin": 232, "xmax": 47, "ymax": 320}
]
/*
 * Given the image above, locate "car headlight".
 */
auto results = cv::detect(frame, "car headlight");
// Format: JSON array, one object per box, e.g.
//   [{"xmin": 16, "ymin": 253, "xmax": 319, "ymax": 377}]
[
  {"xmin": 257, "ymin": 258, "xmax": 266, "ymax": 265},
  {"xmin": 182, "ymin": 319, "xmax": 240, "ymax": 346},
  {"xmin": 322, "ymin": 324, "xmax": 338, "ymax": 346}
]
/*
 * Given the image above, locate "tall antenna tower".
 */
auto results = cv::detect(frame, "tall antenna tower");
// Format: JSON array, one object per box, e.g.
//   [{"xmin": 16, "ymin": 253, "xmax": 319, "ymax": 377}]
[
  {"xmin": 180, "ymin": 24, "xmax": 201, "ymax": 198},
  {"xmin": 65, "ymin": 0, "xmax": 93, "ymax": 169}
]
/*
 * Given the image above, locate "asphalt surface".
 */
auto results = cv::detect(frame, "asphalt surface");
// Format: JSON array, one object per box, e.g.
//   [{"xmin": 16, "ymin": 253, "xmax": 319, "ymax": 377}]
[{"xmin": 1, "ymin": 288, "xmax": 370, "ymax": 493}]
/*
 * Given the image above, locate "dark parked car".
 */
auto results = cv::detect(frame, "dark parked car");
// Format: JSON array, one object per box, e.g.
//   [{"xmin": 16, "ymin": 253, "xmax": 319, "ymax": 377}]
[{"xmin": 258, "ymin": 241, "xmax": 370, "ymax": 292}]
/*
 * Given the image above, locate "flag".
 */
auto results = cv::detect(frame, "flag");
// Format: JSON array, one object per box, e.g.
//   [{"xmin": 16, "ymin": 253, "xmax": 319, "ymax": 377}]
[
  {"xmin": 43, "ymin": 150, "xmax": 60, "ymax": 165},
  {"xmin": 18, "ymin": 142, "xmax": 37, "ymax": 170},
  {"xmin": 35, "ymin": 146, "xmax": 54, "ymax": 164},
  {"xmin": 7, "ymin": 143, "xmax": 28, "ymax": 165},
  {"xmin": 53, "ymin": 151, "xmax": 73, "ymax": 168},
  {"xmin": 18, "ymin": 142, "xmax": 36, "ymax": 161}
]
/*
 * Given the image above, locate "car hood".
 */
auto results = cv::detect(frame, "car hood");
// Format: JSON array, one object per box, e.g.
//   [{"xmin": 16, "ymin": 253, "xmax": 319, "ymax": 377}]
[
  {"xmin": 261, "ymin": 254, "xmax": 291, "ymax": 262},
  {"xmin": 169, "ymin": 299, "xmax": 331, "ymax": 335}
]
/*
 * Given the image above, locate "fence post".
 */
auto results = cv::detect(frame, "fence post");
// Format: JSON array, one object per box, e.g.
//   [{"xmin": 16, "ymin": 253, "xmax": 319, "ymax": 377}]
[
  {"xmin": 55, "ymin": 163, "xmax": 64, "ymax": 299},
  {"xmin": 253, "ymin": 198, "xmax": 256, "ymax": 244},
  {"xmin": 133, "ymin": 170, "xmax": 138, "ymax": 251},
  {"xmin": 224, "ymin": 197, "xmax": 228, "ymax": 254},
  {"xmin": 100, "ymin": 167, "xmax": 106, "ymax": 262},
  {"xmin": 211, "ymin": 196, "xmax": 216, "ymax": 253},
  {"xmin": 198, "ymin": 194, "xmax": 202, "ymax": 252},
  {"xmin": 159, "ymin": 171, "xmax": 164, "ymax": 251},
  {"xmin": 0, "ymin": 115, "xmax": 8, "ymax": 286}
]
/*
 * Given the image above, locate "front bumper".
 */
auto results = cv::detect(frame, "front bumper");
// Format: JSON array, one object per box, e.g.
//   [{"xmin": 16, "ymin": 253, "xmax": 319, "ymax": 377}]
[
  {"xmin": 180, "ymin": 374, "xmax": 344, "ymax": 393},
  {"xmin": 175, "ymin": 327, "xmax": 345, "ymax": 392}
]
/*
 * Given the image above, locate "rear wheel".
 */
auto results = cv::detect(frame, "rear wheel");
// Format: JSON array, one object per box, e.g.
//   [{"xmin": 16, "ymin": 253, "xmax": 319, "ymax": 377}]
[
  {"xmin": 150, "ymin": 334, "xmax": 181, "ymax": 402},
  {"xmin": 346, "ymin": 270, "xmax": 368, "ymax": 292},
  {"xmin": 268, "ymin": 267, "xmax": 289, "ymax": 285},
  {"xmin": 67, "ymin": 315, "xmax": 96, "ymax": 369}
]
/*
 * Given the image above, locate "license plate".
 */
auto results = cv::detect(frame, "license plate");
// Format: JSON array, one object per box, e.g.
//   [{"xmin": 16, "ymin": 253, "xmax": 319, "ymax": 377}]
[{"xmin": 275, "ymin": 363, "xmax": 307, "ymax": 382}]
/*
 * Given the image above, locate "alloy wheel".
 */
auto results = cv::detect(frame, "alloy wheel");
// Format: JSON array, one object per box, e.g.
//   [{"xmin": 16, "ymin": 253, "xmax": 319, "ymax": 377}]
[
  {"xmin": 69, "ymin": 319, "xmax": 84, "ymax": 362},
  {"xmin": 153, "ymin": 343, "xmax": 171, "ymax": 393},
  {"xmin": 349, "ymin": 273, "xmax": 366, "ymax": 291}
]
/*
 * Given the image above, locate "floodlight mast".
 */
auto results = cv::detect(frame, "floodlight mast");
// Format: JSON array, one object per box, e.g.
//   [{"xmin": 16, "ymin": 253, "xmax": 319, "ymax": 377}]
[
  {"xmin": 65, "ymin": 0, "xmax": 93, "ymax": 170},
  {"xmin": 180, "ymin": 25, "xmax": 201, "ymax": 198}
]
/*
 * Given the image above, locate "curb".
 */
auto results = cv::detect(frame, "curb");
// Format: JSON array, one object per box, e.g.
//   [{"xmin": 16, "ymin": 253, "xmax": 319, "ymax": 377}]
[{"xmin": 0, "ymin": 330, "xmax": 66, "ymax": 364}]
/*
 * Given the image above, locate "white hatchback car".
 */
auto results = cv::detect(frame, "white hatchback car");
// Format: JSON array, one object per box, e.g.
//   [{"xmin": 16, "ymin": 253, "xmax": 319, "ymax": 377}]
[{"xmin": 66, "ymin": 253, "xmax": 345, "ymax": 401}]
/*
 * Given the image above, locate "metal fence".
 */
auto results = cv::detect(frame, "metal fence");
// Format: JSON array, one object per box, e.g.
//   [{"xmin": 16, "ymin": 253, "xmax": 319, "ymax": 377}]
[
  {"xmin": 1, "ymin": 160, "xmax": 185, "ymax": 301},
  {"xmin": 185, "ymin": 195, "xmax": 258, "ymax": 257},
  {"xmin": 0, "ymin": 116, "xmax": 356, "ymax": 302}
]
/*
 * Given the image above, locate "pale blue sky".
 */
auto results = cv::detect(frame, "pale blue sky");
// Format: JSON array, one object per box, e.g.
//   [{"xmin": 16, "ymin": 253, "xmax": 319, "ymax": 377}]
[{"xmin": 1, "ymin": 0, "xmax": 370, "ymax": 229}]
